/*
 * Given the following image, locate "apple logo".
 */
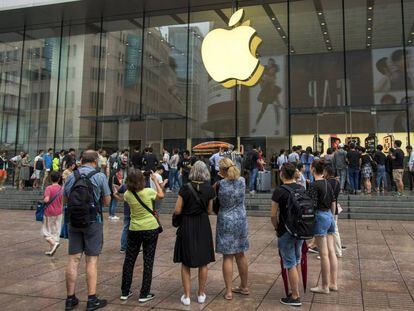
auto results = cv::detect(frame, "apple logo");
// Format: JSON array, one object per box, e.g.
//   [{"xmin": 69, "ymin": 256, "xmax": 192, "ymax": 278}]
[{"xmin": 201, "ymin": 9, "xmax": 264, "ymax": 88}]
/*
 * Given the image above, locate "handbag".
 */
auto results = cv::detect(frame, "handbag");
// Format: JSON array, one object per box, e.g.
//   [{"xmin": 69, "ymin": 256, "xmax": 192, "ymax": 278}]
[
  {"xmin": 213, "ymin": 182, "xmax": 220, "ymax": 215},
  {"xmin": 36, "ymin": 187, "xmax": 62, "ymax": 222},
  {"xmin": 131, "ymin": 191, "xmax": 163, "ymax": 233},
  {"xmin": 60, "ymin": 204, "xmax": 69, "ymax": 239},
  {"xmin": 172, "ymin": 213, "xmax": 182, "ymax": 228}
]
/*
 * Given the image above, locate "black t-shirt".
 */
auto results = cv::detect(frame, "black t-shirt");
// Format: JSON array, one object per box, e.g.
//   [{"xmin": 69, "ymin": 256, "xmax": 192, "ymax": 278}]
[
  {"xmin": 327, "ymin": 178, "xmax": 340, "ymax": 215},
  {"xmin": 63, "ymin": 154, "xmax": 75, "ymax": 169},
  {"xmin": 392, "ymin": 149, "xmax": 404, "ymax": 169},
  {"xmin": 309, "ymin": 179, "xmax": 334, "ymax": 211},
  {"xmin": 374, "ymin": 151, "xmax": 386, "ymax": 166},
  {"xmin": 346, "ymin": 150, "xmax": 360, "ymax": 169},
  {"xmin": 271, "ymin": 183, "xmax": 303, "ymax": 237},
  {"xmin": 361, "ymin": 154, "xmax": 372, "ymax": 166},
  {"xmin": 179, "ymin": 157, "xmax": 196, "ymax": 175},
  {"xmin": 179, "ymin": 182, "xmax": 215, "ymax": 216},
  {"xmin": 130, "ymin": 152, "xmax": 143, "ymax": 169},
  {"xmin": 143, "ymin": 154, "xmax": 158, "ymax": 171}
]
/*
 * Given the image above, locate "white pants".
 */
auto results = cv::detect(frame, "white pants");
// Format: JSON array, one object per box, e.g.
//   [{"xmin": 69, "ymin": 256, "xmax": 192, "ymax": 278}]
[
  {"xmin": 42, "ymin": 215, "xmax": 63, "ymax": 244},
  {"xmin": 333, "ymin": 215, "xmax": 342, "ymax": 257}
]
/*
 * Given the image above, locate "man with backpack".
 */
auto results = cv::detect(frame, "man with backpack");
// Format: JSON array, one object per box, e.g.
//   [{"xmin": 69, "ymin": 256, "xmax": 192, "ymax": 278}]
[
  {"xmin": 271, "ymin": 162, "xmax": 314, "ymax": 307},
  {"xmin": 63, "ymin": 150, "xmax": 111, "ymax": 311}
]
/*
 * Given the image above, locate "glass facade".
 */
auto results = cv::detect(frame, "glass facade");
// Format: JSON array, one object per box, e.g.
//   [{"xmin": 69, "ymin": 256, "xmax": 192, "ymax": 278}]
[{"xmin": 0, "ymin": 0, "xmax": 414, "ymax": 158}]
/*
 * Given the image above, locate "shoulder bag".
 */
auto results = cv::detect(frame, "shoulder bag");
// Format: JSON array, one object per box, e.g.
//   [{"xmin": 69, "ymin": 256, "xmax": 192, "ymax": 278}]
[
  {"xmin": 36, "ymin": 187, "xmax": 62, "ymax": 222},
  {"xmin": 131, "ymin": 191, "xmax": 163, "ymax": 233},
  {"xmin": 213, "ymin": 181, "xmax": 220, "ymax": 215}
]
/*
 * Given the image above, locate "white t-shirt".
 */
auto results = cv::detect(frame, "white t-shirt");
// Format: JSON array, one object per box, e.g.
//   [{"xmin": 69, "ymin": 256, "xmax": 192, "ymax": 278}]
[{"xmin": 150, "ymin": 172, "xmax": 163, "ymax": 191}]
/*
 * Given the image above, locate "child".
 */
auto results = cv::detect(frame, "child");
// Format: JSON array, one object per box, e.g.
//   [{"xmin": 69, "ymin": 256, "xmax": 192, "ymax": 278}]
[
  {"xmin": 296, "ymin": 163, "xmax": 307, "ymax": 189},
  {"xmin": 42, "ymin": 171, "xmax": 63, "ymax": 256}
]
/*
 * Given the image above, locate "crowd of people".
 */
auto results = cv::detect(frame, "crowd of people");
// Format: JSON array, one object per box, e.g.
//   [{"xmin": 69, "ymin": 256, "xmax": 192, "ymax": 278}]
[
  {"xmin": 29, "ymin": 144, "xmax": 352, "ymax": 309},
  {"xmin": 3, "ymin": 140, "xmax": 413, "ymax": 310},
  {"xmin": 268, "ymin": 140, "xmax": 414, "ymax": 196}
]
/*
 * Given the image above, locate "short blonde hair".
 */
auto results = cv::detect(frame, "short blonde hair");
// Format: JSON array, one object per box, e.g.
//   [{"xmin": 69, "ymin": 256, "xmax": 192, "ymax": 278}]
[{"xmin": 219, "ymin": 157, "xmax": 240, "ymax": 180}]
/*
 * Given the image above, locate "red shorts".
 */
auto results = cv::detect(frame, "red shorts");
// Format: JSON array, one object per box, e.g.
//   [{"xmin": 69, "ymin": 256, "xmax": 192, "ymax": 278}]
[{"xmin": 0, "ymin": 170, "xmax": 7, "ymax": 178}]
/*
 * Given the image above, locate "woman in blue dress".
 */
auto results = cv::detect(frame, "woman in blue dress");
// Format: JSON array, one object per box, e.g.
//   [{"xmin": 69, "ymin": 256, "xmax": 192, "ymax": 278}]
[{"xmin": 215, "ymin": 158, "xmax": 249, "ymax": 300}]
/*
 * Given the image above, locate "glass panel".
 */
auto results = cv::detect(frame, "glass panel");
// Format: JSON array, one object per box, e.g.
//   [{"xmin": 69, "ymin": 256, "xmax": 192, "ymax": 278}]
[
  {"xmin": 98, "ymin": 18, "xmax": 143, "ymax": 152},
  {"xmin": 188, "ymin": 4, "xmax": 236, "ymax": 151},
  {"xmin": 0, "ymin": 31, "xmax": 23, "ymax": 156},
  {"xmin": 405, "ymin": 0, "xmax": 414, "ymax": 146},
  {"xmin": 345, "ymin": 0, "xmax": 408, "ymax": 149},
  {"xmin": 237, "ymin": 2, "xmax": 289, "ymax": 159},
  {"xmin": 139, "ymin": 13, "xmax": 188, "ymax": 155},
  {"xmin": 56, "ymin": 23, "xmax": 102, "ymax": 152},
  {"xmin": 290, "ymin": 0, "xmax": 346, "ymax": 152},
  {"xmin": 18, "ymin": 26, "xmax": 62, "ymax": 156}
]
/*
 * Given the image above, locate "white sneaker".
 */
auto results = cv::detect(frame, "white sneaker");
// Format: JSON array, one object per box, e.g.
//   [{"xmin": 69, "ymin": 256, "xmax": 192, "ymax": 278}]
[
  {"xmin": 249, "ymin": 190, "xmax": 256, "ymax": 195},
  {"xmin": 181, "ymin": 295, "xmax": 190, "ymax": 306},
  {"xmin": 166, "ymin": 189, "xmax": 172, "ymax": 193},
  {"xmin": 197, "ymin": 293, "xmax": 206, "ymax": 304},
  {"xmin": 108, "ymin": 216, "xmax": 114, "ymax": 220},
  {"xmin": 112, "ymin": 215, "xmax": 120, "ymax": 220}
]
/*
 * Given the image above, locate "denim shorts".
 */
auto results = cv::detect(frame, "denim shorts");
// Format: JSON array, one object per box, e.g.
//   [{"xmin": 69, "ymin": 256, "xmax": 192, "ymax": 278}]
[
  {"xmin": 314, "ymin": 210, "xmax": 335, "ymax": 236},
  {"xmin": 278, "ymin": 232, "xmax": 303, "ymax": 269}
]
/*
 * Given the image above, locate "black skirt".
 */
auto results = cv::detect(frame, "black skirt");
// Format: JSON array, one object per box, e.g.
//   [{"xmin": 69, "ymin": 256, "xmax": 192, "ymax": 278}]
[{"xmin": 173, "ymin": 213, "xmax": 215, "ymax": 268}]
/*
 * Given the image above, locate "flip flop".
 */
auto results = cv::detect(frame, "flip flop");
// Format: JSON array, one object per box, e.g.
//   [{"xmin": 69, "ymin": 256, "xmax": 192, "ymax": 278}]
[
  {"xmin": 223, "ymin": 294, "xmax": 233, "ymax": 300},
  {"xmin": 310, "ymin": 286, "xmax": 330, "ymax": 294},
  {"xmin": 232, "ymin": 287, "xmax": 250, "ymax": 295}
]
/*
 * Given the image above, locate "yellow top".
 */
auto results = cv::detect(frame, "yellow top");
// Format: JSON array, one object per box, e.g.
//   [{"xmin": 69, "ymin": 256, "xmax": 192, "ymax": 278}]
[{"xmin": 124, "ymin": 188, "xmax": 158, "ymax": 231}]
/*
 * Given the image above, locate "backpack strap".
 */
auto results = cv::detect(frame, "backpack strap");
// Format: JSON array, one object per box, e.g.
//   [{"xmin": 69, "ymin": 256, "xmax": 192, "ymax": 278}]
[{"xmin": 280, "ymin": 184, "xmax": 295, "ymax": 193}]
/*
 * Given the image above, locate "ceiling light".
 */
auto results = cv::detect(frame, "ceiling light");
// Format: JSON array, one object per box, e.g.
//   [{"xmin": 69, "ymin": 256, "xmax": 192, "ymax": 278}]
[
  {"xmin": 367, "ymin": 43, "xmax": 371, "ymax": 47},
  {"xmin": 368, "ymin": 17, "xmax": 372, "ymax": 21},
  {"xmin": 324, "ymin": 31, "xmax": 328, "ymax": 35},
  {"xmin": 271, "ymin": 17, "xmax": 275, "ymax": 21},
  {"xmin": 282, "ymin": 35, "xmax": 286, "ymax": 39},
  {"xmin": 277, "ymin": 27, "xmax": 281, "ymax": 30},
  {"xmin": 326, "ymin": 39, "xmax": 330, "ymax": 42},
  {"xmin": 318, "ymin": 12, "xmax": 323, "ymax": 16},
  {"xmin": 409, "ymin": 40, "xmax": 413, "ymax": 43},
  {"xmin": 327, "ymin": 47, "xmax": 332, "ymax": 50},
  {"xmin": 368, "ymin": 27, "xmax": 372, "ymax": 31},
  {"xmin": 321, "ymin": 22, "xmax": 325, "ymax": 26},
  {"xmin": 368, "ymin": 6, "xmax": 373, "ymax": 10},
  {"xmin": 367, "ymin": 36, "xmax": 371, "ymax": 39},
  {"xmin": 411, "ymin": 32, "xmax": 414, "ymax": 35}
]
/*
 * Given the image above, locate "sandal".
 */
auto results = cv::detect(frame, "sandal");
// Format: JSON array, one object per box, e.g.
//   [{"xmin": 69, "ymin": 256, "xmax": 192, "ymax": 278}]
[
  {"xmin": 310, "ymin": 286, "xmax": 330, "ymax": 294},
  {"xmin": 232, "ymin": 287, "xmax": 250, "ymax": 295},
  {"xmin": 224, "ymin": 293, "xmax": 233, "ymax": 300}
]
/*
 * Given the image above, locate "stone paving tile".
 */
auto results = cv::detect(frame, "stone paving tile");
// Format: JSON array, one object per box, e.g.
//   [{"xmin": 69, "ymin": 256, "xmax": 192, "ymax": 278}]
[{"xmin": 0, "ymin": 210, "xmax": 413, "ymax": 310}]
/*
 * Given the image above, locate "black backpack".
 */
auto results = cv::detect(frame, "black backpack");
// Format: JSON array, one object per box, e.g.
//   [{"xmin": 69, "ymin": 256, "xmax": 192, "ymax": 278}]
[
  {"xmin": 67, "ymin": 170, "xmax": 99, "ymax": 228},
  {"xmin": 281, "ymin": 185, "xmax": 316, "ymax": 240}
]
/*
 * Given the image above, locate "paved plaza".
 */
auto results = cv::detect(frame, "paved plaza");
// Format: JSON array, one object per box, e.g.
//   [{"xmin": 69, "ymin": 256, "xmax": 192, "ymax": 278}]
[{"xmin": 1, "ymin": 210, "xmax": 414, "ymax": 310}]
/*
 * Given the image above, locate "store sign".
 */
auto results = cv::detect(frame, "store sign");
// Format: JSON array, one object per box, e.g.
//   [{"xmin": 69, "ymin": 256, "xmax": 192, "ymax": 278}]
[{"xmin": 201, "ymin": 9, "xmax": 264, "ymax": 88}]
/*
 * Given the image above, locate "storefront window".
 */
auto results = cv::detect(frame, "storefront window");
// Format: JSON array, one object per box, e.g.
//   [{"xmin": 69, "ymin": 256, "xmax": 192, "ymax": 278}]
[
  {"xmin": 18, "ymin": 26, "xmax": 62, "ymax": 156},
  {"xmin": 0, "ymin": 32, "xmax": 23, "ymax": 155}
]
